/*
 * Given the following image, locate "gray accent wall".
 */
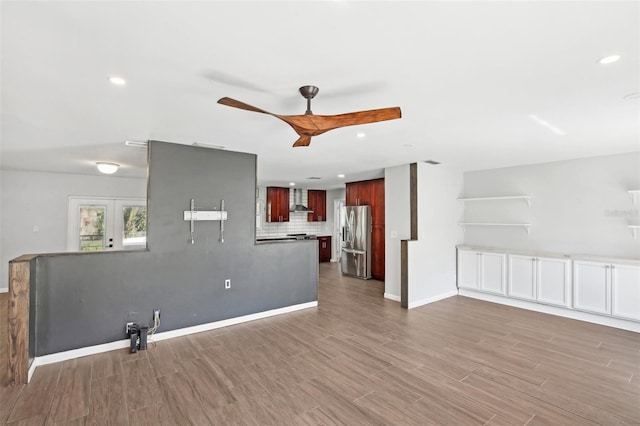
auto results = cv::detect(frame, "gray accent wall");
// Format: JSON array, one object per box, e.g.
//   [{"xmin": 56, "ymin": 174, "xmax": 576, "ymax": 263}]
[{"xmin": 32, "ymin": 141, "xmax": 318, "ymax": 356}]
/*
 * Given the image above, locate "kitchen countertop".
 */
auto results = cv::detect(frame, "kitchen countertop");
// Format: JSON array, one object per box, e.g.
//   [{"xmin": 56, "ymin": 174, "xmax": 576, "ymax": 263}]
[
  {"xmin": 255, "ymin": 234, "xmax": 332, "ymax": 243},
  {"xmin": 457, "ymin": 245, "xmax": 640, "ymax": 266}
]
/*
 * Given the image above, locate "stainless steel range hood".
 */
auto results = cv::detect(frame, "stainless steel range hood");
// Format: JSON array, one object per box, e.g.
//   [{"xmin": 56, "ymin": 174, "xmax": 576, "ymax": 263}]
[{"xmin": 290, "ymin": 188, "xmax": 314, "ymax": 213}]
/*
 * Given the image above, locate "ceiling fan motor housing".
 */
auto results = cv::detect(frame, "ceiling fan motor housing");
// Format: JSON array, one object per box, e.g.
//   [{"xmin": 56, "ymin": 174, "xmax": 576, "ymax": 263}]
[
  {"xmin": 299, "ymin": 86, "xmax": 319, "ymax": 115},
  {"xmin": 299, "ymin": 86, "xmax": 319, "ymax": 99}
]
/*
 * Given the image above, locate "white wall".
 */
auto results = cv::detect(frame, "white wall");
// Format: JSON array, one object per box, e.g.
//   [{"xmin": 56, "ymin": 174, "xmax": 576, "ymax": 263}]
[
  {"xmin": 0, "ymin": 170, "xmax": 147, "ymax": 291},
  {"xmin": 462, "ymin": 152, "xmax": 640, "ymax": 259},
  {"xmin": 325, "ymin": 188, "xmax": 345, "ymax": 260},
  {"xmin": 384, "ymin": 165, "xmax": 411, "ymax": 300},
  {"xmin": 407, "ymin": 163, "xmax": 464, "ymax": 307}
]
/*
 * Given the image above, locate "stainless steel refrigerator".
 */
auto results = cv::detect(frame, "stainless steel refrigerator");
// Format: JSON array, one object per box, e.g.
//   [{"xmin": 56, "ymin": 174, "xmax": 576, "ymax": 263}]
[{"xmin": 340, "ymin": 205, "xmax": 372, "ymax": 279}]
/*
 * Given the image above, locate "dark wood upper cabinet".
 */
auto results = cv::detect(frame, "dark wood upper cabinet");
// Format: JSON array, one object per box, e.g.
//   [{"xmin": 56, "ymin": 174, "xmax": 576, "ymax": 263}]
[
  {"xmin": 266, "ymin": 186, "xmax": 290, "ymax": 222},
  {"xmin": 307, "ymin": 190, "xmax": 327, "ymax": 222}
]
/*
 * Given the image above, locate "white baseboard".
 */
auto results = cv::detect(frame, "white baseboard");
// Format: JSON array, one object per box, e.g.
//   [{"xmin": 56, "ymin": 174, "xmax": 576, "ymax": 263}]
[
  {"xmin": 458, "ymin": 289, "xmax": 640, "ymax": 333},
  {"xmin": 408, "ymin": 290, "xmax": 458, "ymax": 309},
  {"xmin": 383, "ymin": 293, "xmax": 401, "ymax": 302},
  {"xmin": 0, "ymin": 288, "xmax": 8, "ymax": 293},
  {"xmin": 28, "ymin": 300, "xmax": 318, "ymax": 381}
]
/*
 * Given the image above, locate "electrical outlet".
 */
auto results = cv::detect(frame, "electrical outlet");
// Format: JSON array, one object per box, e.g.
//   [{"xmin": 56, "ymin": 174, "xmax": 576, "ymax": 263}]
[
  {"xmin": 153, "ymin": 309, "xmax": 160, "ymax": 322},
  {"xmin": 225, "ymin": 279, "xmax": 231, "ymax": 289},
  {"xmin": 126, "ymin": 322, "xmax": 134, "ymax": 335}
]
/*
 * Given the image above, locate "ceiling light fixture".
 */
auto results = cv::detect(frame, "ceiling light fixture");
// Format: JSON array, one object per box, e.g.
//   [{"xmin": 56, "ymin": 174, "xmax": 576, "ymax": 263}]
[
  {"xmin": 337, "ymin": 174, "xmax": 345, "ymax": 178},
  {"xmin": 124, "ymin": 140, "xmax": 148, "ymax": 148},
  {"xmin": 356, "ymin": 132, "xmax": 366, "ymax": 139},
  {"xmin": 96, "ymin": 162, "xmax": 119, "ymax": 174},
  {"xmin": 528, "ymin": 114, "xmax": 566, "ymax": 136},
  {"xmin": 289, "ymin": 182, "xmax": 295, "ymax": 186},
  {"xmin": 597, "ymin": 55, "xmax": 621, "ymax": 64},
  {"xmin": 108, "ymin": 76, "xmax": 126, "ymax": 86}
]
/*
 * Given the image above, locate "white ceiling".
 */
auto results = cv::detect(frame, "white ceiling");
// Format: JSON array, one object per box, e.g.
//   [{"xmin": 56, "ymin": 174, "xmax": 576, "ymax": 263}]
[{"xmin": 1, "ymin": 1, "xmax": 638, "ymax": 189}]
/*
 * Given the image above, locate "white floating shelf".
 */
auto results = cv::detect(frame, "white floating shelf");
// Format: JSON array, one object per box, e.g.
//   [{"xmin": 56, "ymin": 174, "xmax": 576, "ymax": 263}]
[
  {"xmin": 629, "ymin": 225, "xmax": 640, "ymax": 239},
  {"xmin": 629, "ymin": 190, "xmax": 640, "ymax": 206},
  {"xmin": 458, "ymin": 195, "xmax": 531, "ymax": 207},
  {"xmin": 458, "ymin": 222, "xmax": 531, "ymax": 234}
]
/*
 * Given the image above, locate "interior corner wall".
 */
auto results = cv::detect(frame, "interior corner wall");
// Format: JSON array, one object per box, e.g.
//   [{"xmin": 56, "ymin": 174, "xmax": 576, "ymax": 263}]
[
  {"xmin": 407, "ymin": 163, "xmax": 464, "ymax": 307},
  {"xmin": 30, "ymin": 142, "xmax": 318, "ymax": 356},
  {"xmin": 384, "ymin": 165, "xmax": 411, "ymax": 299},
  {"xmin": 0, "ymin": 170, "xmax": 147, "ymax": 291},
  {"xmin": 462, "ymin": 151, "xmax": 640, "ymax": 259}
]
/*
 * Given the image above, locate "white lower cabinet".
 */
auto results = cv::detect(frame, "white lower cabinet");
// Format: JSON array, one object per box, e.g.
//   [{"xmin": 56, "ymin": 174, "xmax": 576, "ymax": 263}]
[
  {"xmin": 458, "ymin": 250, "xmax": 480, "ymax": 290},
  {"xmin": 458, "ymin": 250, "xmax": 506, "ymax": 295},
  {"xmin": 508, "ymin": 255, "xmax": 571, "ymax": 307},
  {"xmin": 481, "ymin": 253, "xmax": 507, "ymax": 295},
  {"xmin": 536, "ymin": 257, "xmax": 571, "ymax": 308},
  {"xmin": 508, "ymin": 255, "xmax": 536, "ymax": 301},
  {"xmin": 459, "ymin": 247, "xmax": 639, "ymax": 325},
  {"xmin": 611, "ymin": 263, "xmax": 640, "ymax": 321},
  {"xmin": 573, "ymin": 261, "xmax": 639, "ymax": 320},
  {"xmin": 573, "ymin": 261, "xmax": 610, "ymax": 315}
]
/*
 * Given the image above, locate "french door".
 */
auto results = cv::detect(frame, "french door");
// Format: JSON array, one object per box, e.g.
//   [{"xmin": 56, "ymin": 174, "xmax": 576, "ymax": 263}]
[{"xmin": 67, "ymin": 197, "xmax": 147, "ymax": 252}]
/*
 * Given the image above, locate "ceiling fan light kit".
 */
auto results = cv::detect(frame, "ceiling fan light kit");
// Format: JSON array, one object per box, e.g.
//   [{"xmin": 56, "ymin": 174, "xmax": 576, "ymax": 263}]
[{"xmin": 217, "ymin": 85, "xmax": 401, "ymax": 147}]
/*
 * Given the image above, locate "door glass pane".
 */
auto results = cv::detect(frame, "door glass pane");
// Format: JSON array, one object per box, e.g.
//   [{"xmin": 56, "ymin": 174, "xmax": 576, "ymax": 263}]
[
  {"xmin": 122, "ymin": 206, "xmax": 147, "ymax": 248},
  {"xmin": 79, "ymin": 206, "xmax": 105, "ymax": 251}
]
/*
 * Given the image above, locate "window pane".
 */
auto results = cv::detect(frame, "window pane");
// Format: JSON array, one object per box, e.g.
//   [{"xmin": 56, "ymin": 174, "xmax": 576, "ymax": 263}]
[
  {"xmin": 79, "ymin": 206, "xmax": 105, "ymax": 252},
  {"xmin": 122, "ymin": 206, "xmax": 147, "ymax": 248}
]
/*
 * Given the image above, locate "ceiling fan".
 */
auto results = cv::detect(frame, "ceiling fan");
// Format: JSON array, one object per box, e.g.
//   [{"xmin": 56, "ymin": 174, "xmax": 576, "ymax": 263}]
[{"xmin": 217, "ymin": 86, "xmax": 402, "ymax": 147}]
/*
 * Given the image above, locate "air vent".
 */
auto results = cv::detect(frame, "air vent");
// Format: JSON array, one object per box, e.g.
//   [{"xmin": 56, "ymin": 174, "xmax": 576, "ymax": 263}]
[
  {"xmin": 424, "ymin": 160, "xmax": 441, "ymax": 165},
  {"xmin": 306, "ymin": 177, "xmax": 322, "ymax": 180}
]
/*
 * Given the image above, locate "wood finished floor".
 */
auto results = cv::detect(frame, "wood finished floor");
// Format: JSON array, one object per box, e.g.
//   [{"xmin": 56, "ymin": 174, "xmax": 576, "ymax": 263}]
[{"xmin": 1, "ymin": 262, "xmax": 639, "ymax": 425}]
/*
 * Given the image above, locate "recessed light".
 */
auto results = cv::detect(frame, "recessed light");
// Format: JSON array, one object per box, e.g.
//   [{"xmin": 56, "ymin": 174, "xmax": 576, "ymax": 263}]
[
  {"xmin": 337, "ymin": 174, "xmax": 345, "ymax": 178},
  {"xmin": 356, "ymin": 132, "xmax": 366, "ymax": 139},
  {"xmin": 108, "ymin": 76, "xmax": 126, "ymax": 86},
  {"xmin": 96, "ymin": 162, "xmax": 119, "ymax": 174},
  {"xmin": 597, "ymin": 55, "xmax": 621, "ymax": 65},
  {"xmin": 289, "ymin": 182, "xmax": 295, "ymax": 186},
  {"xmin": 623, "ymin": 92, "xmax": 640, "ymax": 100}
]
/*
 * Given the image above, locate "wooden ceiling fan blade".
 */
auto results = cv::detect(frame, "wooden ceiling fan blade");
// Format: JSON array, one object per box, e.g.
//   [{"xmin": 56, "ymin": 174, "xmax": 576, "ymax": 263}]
[
  {"xmin": 278, "ymin": 107, "xmax": 402, "ymax": 136},
  {"xmin": 322, "ymin": 107, "xmax": 402, "ymax": 129},
  {"xmin": 217, "ymin": 97, "xmax": 272, "ymax": 115},
  {"xmin": 292, "ymin": 136, "xmax": 312, "ymax": 147}
]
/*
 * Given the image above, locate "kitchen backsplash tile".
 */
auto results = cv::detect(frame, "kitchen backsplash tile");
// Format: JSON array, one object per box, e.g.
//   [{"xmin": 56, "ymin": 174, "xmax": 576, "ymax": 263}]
[{"xmin": 256, "ymin": 188, "xmax": 326, "ymax": 237}]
